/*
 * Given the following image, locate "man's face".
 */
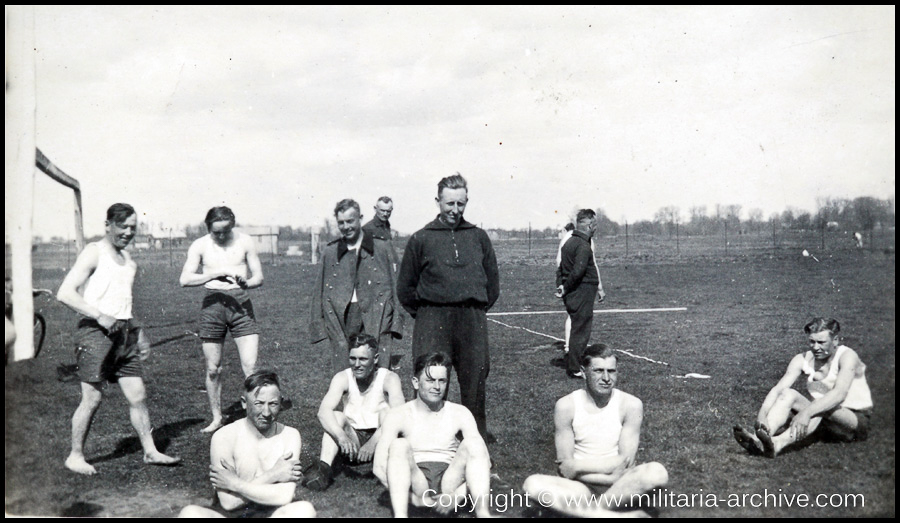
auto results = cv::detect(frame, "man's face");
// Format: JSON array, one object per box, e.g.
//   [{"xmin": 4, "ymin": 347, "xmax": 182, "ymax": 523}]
[
  {"xmin": 107, "ymin": 214, "xmax": 137, "ymax": 249},
  {"xmin": 243, "ymin": 384, "xmax": 281, "ymax": 433},
  {"xmin": 808, "ymin": 330, "xmax": 839, "ymax": 361},
  {"xmin": 580, "ymin": 217, "xmax": 597, "ymax": 238},
  {"xmin": 209, "ymin": 220, "xmax": 235, "ymax": 246},
  {"xmin": 348, "ymin": 345, "xmax": 378, "ymax": 380},
  {"xmin": 582, "ymin": 356, "xmax": 618, "ymax": 395},
  {"xmin": 436, "ymin": 188, "xmax": 468, "ymax": 227},
  {"xmin": 374, "ymin": 201, "xmax": 393, "ymax": 223},
  {"xmin": 413, "ymin": 365, "xmax": 449, "ymax": 405},
  {"xmin": 336, "ymin": 207, "xmax": 362, "ymax": 244}
]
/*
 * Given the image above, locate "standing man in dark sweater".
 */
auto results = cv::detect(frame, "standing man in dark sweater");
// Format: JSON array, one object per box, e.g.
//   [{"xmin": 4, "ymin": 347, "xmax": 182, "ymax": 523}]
[
  {"xmin": 556, "ymin": 209, "xmax": 606, "ymax": 379},
  {"xmin": 397, "ymin": 173, "xmax": 500, "ymax": 441}
]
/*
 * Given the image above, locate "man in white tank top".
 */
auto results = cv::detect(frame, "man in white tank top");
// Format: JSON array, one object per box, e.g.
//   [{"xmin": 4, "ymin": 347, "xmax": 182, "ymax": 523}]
[
  {"xmin": 305, "ymin": 334, "xmax": 404, "ymax": 491},
  {"xmin": 57, "ymin": 203, "xmax": 181, "ymax": 475},
  {"xmin": 523, "ymin": 344, "xmax": 669, "ymax": 517},
  {"xmin": 373, "ymin": 352, "xmax": 494, "ymax": 518},
  {"xmin": 734, "ymin": 318, "xmax": 874, "ymax": 458},
  {"xmin": 180, "ymin": 206, "xmax": 264, "ymax": 433},
  {"xmin": 178, "ymin": 371, "xmax": 316, "ymax": 518}
]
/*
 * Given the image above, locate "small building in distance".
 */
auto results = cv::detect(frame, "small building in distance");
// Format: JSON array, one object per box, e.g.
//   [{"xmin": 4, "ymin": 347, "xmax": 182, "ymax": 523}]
[{"xmin": 236, "ymin": 226, "xmax": 278, "ymax": 255}]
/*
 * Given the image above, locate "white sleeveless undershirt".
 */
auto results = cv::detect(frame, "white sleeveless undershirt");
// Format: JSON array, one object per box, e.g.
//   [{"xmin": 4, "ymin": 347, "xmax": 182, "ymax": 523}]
[
  {"xmin": 203, "ymin": 235, "xmax": 247, "ymax": 291},
  {"xmin": 801, "ymin": 345, "xmax": 873, "ymax": 410},
  {"xmin": 83, "ymin": 244, "xmax": 136, "ymax": 320},
  {"xmin": 572, "ymin": 388, "xmax": 622, "ymax": 461},
  {"xmin": 343, "ymin": 367, "xmax": 389, "ymax": 430},
  {"xmin": 405, "ymin": 403, "xmax": 460, "ymax": 465}
]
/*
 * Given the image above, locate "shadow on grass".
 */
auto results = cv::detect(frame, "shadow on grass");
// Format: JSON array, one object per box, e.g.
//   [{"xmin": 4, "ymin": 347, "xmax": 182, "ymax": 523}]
[
  {"xmin": 90, "ymin": 417, "xmax": 204, "ymax": 464},
  {"xmin": 150, "ymin": 332, "xmax": 196, "ymax": 348},
  {"xmin": 60, "ymin": 501, "xmax": 104, "ymax": 517}
]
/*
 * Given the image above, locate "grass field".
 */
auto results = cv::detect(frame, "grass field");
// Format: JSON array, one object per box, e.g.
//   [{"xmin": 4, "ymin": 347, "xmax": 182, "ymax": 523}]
[{"xmin": 5, "ymin": 239, "xmax": 895, "ymax": 517}]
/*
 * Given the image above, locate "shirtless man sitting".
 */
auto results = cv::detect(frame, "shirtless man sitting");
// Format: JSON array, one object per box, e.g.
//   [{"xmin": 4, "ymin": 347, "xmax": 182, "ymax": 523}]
[
  {"xmin": 305, "ymin": 334, "xmax": 404, "ymax": 491},
  {"xmin": 733, "ymin": 318, "xmax": 874, "ymax": 458},
  {"xmin": 179, "ymin": 370, "xmax": 315, "ymax": 518},
  {"xmin": 523, "ymin": 344, "xmax": 668, "ymax": 517},
  {"xmin": 180, "ymin": 206, "xmax": 264, "ymax": 433},
  {"xmin": 374, "ymin": 351, "xmax": 493, "ymax": 518}
]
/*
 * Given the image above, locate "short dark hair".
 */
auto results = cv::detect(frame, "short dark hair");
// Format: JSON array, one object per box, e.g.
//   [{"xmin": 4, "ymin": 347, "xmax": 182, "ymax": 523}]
[
  {"xmin": 564, "ymin": 223, "xmax": 575, "ymax": 231},
  {"xmin": 244, "ymin": 369, "xmax": 280, "ymax": 394},
  {"xmin": 580, "ymin": 343, "xmax": 617, "ymax": 367},
  {"xmin": 377, "ymin": 196, "xmax": 393, "ymax": 205},
  {"xmin": 205, "ymin": 206, "xmax": 236, "ymax": 231},
  {"xmin": 414, "ymin": 351, "xmax": 453, "ymax": 380},
  {"xmin": 437, "ymin": 173, "xmax": 468, "ymax": 197},
  {"xmin": 576, "ymin": 209, "xmax": 596, "ymax": 224},
  {"xmin": 334, "ymin": 199, "xmax": 360, "ymax": 217},
  {"xmin": 349, "ymin": 333, "xmax": 378, "ymax": 352},
  {"xmin": 804, "ymin": 318, "xmax": 841, "ymax": 337},
  {"xmin": 106, "ymin": 203, "xmax": 136, "ymax": 225}
]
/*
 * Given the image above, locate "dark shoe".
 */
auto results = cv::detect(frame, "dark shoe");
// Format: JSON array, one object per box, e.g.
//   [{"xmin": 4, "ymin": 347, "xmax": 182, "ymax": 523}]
[{"xmin": 302, "ymin": 461, "xmax": 334, "ymax": 491}]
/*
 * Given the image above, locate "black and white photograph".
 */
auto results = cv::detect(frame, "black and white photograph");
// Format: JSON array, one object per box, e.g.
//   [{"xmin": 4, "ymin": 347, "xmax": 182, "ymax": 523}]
[{"xmin": 6, "ymin": 5, "xmax": 894, "ymax": 517}]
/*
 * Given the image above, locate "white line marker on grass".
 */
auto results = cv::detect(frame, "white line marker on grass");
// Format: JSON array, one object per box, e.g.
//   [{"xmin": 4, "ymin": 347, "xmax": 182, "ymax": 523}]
[{"xmin": 487, "ymin": 307, "xmax": 687, "ymax": 316}]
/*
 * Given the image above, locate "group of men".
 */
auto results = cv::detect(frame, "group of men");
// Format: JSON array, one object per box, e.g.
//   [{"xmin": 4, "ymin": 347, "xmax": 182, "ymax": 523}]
[{"xmin": 49, "ymin": 172, "xmax": 875, "ymax": 518}]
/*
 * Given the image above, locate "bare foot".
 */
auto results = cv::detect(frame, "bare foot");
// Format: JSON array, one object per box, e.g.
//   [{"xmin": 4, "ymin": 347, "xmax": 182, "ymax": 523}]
[
  {"xmin": 144, "ymin": 452, "xmax": 182, "ymax": 466},
  {"xmin": 755, "ymin": 427, "xmax": 777, "ymax": 458},
  {"xmin": 65, "ymin": 454, "xmax": 97, "ymax": 475},
  {"xmin": 200, "ymin": 419, "xmax": 225, "ymax": 433},
  {"xmin": 733, "ymin": 425, "xmax": 764, "ymax": 455}
]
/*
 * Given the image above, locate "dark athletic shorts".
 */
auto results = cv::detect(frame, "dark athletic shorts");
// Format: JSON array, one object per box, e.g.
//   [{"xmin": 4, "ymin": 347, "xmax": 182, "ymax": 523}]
[
  {"xmin": 340, "ymin": 427, "xmax": 377, "ymax": 470},
  {"xmin": 847, "ymin": 408, "xmax": 872, "ymax": 441},
  {"xmin": 209, "ymin": 500, "xmax": 277, "ymax": 519},
  {"xmin": 417, "ymin": 461, "xmax": 450, "ymax": 493},
  {"xmin": 75, "ymin": 318, "xmax": 142, "ymax": 383},
  {"xmin": 200, "ymin": 289, "xmax": 258, "ymax": 340}
]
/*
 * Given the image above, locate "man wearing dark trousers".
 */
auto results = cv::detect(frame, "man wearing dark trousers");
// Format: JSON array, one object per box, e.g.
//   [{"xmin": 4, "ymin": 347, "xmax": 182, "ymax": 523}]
[
  {"xmin": 397, "ymin": 173, "xmax": 500, "ymax": 441},
  {"xmin": 556, "ymin": 209, "xmax": 606, "ymax": 379}
]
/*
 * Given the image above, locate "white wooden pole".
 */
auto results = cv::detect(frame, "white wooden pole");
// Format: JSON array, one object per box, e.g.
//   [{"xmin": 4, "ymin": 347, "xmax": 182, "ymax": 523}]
[{"xmin": 5, "ymin": 6, "xmax": 37, "ymax": 360}]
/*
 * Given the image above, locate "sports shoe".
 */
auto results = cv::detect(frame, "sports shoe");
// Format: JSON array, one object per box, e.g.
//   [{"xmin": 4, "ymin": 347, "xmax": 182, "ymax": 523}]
[{"xmin": 302, "ymin": 461, "xmax": 334, "ymax": 491}]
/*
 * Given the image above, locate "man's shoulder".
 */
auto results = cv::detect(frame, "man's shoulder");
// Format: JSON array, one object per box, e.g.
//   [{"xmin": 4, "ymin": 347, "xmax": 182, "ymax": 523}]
[
  {"xmin": 211, "ymin": 418, "xmax": 243, "ymax": 444},
  {"xmin": 278, "ymin": 423, "xmax": 301, "ymax": 440}
]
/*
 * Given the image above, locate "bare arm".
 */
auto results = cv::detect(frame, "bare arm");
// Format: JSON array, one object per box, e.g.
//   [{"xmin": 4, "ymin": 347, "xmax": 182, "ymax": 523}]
[
  {"xmin": 756, "ymin": 354, "xmax": 805, "ymax": 429},
  {"xmin": 179, "ymin": 240, "xmax": 229, "ymax": 287},
  {"xmin": 317, "ymin": 373, "xmax": 358, "ymax": 459},
  {"xmin": 56, "ymin": 244, "xmax": 115, "ymax": 330},
  {"xmin": 210, "ymin": 427, "xmax": 301, "ymax": 509},
  {"xmin": 373, "ymin": 407, "xmax": 404, "ymax": 485},
  {"xmin": 242, "ymin": 236, "xmax": 264, "ymax": 289}
]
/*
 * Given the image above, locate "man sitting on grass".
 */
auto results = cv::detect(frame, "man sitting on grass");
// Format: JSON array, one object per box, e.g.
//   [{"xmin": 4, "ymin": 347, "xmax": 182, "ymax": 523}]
[
  {"xmin": 733, "ymin": 317, "xmax": 874, "ymax": 458},
  {"xmin": 373, "ymin": 351, "xmax": 494, "ymax": 518},
  {"xmin": 523, "ymin": 344, "xmax": 668, "ymax": 517},
  {"xmin": 303, "ymin": 334, "xmax": 404, "ymax": 491},
  {"xmin": 179, "ymin": 371, "xmax": 316, "ymax": 518}
]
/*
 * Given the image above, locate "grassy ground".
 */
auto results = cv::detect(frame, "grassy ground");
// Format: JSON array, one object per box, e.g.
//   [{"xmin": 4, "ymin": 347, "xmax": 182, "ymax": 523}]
[{"xmin": 5, "ymin": 240, "xmax": 895, "ymax": 517}]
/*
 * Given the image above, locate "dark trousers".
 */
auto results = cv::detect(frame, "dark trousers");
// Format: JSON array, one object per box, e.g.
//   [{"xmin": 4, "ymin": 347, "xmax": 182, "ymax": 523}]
[
  {"xmin": 564, "ymin": 283, "xmax": 597, "ymax": 374},
  {"xmin": 334, "ymin": 302, "xmax": 391, "ymax": 372},
  {"xmin": 412, "ymin": 305, "xmax": 490, "ymax": 435}
]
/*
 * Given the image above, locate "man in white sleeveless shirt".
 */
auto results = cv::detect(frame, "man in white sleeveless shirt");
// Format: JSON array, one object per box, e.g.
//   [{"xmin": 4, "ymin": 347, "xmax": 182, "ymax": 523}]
[
  {"xmin": 179, "ymin": 371, "xmax": 316, "ymax": 518},
  {"xmin": 523, "ymin": 344, "xmax": 669, "ymax": 517},
  {"xmin": 374, "ymin": 351, "xmax": 493, "ymax": 518},
  {"xmin": 734, "ymin": 318, "xmax": 874, "ymax": 458},
  {"xmin": 57, "ymin": 203, "xmax": 181, "ymax": 475},
  {"xmin": 305, "ymin": 334, "xmax": 404, "ymax": 491},
  {"xmin": 180, "ymin": 206, "xmax": 264, "ymax": 433}
]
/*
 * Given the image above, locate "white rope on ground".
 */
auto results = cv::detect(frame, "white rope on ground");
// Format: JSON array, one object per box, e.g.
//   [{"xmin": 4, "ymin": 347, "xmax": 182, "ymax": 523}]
[
  {"xmin": 487, "ymin": 307, "xmax": 687, "ymax": 317},
  {"xmin": 486, "ymin": 316, "xmax": 710, "ymax": 379}
]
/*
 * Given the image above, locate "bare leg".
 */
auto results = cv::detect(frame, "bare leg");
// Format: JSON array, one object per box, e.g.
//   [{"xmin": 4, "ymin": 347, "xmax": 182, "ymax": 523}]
[
  {"xmin": 601, "ymin": 462, "xmax": 668, "ymax": 510},
  {"xmin": 564, "ymin": 316, "xmax": 572, "ymax": 352},
  {"xmin": 523, "ymin": 474, "xmax": 651, "ymax": 518},
  {"xmin": 757, "ymin": 389, "xmax": 811, "ymax": 457},
  {"xmin": 201, "ymin": 341, "xmax": 225, "ymax": 433},
  {"xmin": 386, "ymin": 439, "xmax": 431, "ymax": 518},
  {"xmin": 178, "ymin": 505, "xmax": 225, "ymax": 518},
  {"xmin": 319, "ymin": 412, "xmax": 354, "ymax": 465},
  {"xmin": 271, "ymin": 501, "xmax": 317, "ymax": 518},
  {"xmin": 442, "ymin": 438, "xmax": 492, "ymax": 518},
  {"xmin": 234, "ymin": 334, "xmax": 259, "ymax": 377},
  {"xmin": 66, "ymin": 381, "xmax": 103, "ymax": 475},
  {"xmin": 118, "ymin": 377, "xmax": 181, "ymax": 465}
]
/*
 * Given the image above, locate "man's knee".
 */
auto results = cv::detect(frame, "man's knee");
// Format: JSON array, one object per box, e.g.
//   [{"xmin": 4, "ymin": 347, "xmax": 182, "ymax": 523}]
[
  {"xmin": 178, "ymin": 505, "xmax": 214, "ymax": 518},
  {"xmin": 206, "ymin": 364, "xmax": 223, "ymax": 380},
  {"xmin": 522, "ymin": 474, "xmax": 551, "ymax": 497},
  {"xmin": 271, "ymin": 501, "xmax": 316, "ymax": 518},
  {"xmin": 639, "ymin": 462, "xmax": 669, "ymax": 488}
]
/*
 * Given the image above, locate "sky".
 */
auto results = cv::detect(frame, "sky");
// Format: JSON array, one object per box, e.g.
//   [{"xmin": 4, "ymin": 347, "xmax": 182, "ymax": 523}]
[{"xmin": 6, "ymin": 6, "xmax": 896, "ymax": 239}]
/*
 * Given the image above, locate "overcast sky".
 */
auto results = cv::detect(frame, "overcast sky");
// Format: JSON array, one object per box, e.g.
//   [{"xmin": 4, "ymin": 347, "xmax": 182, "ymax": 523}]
[{"xmin": 7, "ymin": 6, "xmax": 896, "ymax": 239}]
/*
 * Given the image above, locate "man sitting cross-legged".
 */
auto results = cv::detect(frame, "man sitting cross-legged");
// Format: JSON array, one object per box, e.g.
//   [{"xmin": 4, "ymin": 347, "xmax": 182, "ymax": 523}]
[
  {"xmin": 179, "ymin": 371, "xmax": 316, "ymax": 518},
  {"xmin": 523, "ymin": 344, "xmax": 669, "ymax": 517},
  {"xmin": 304, "ymin": 334, "xmax": 405, "ymax": 491},
  {"xmin": 733, "ymin": 317, "xmax": 874, "ymax": 458},
  {"xmin": 374, "ymin": 351, "xmax": 494, "ymax": 518}
]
